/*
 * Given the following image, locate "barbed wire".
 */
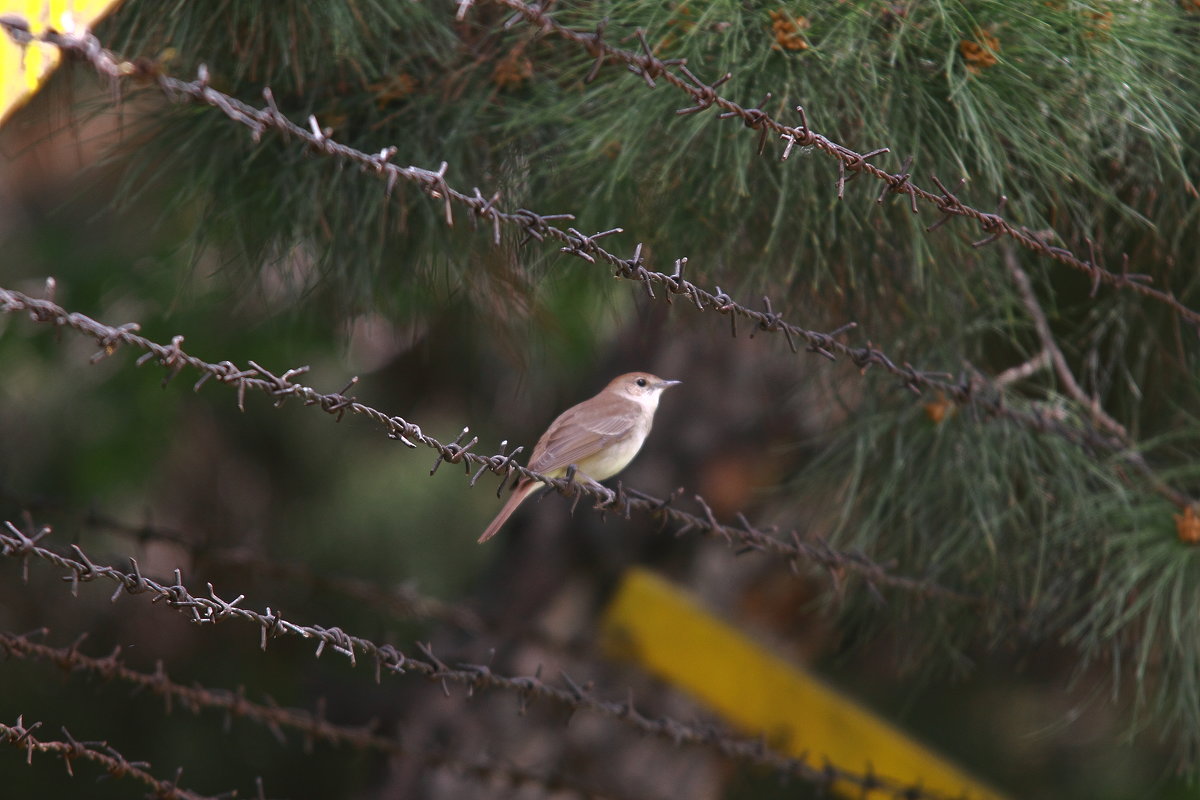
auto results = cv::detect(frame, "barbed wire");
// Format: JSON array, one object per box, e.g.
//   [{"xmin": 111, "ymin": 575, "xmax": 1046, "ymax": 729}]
[
  {"xmin": 3, "ymin": 494, "xmax": 608, "ymax": 661},
  {"xmin": 0, "ymin": 284, "xmax": 968, "ymax": 601},
  {"xmin": 76, "ymin": 504, "xmax": 486, "ymax": 633},
  {"xmin": 0, "ymin": 715, "xmax": 225, "ymax": 800},
  {"xmin": 0, "ymin": 14, "xmax": 1170, "ymax": 795},
  {"xmin": 0, "ymin": 630, "xmax": 633, "ymax": 800},
  {"xmin": 0, "ymin": 23, "xmax": 1151, "ymax": 442},
  {"xmin": 0, "ymin": 519, "xmax": 969, "ymax": 800},
  {"xmin": 484, "ymin": 0, "xmax": 1200, "ymax": 332},
  {"xmin": 0, "ymin": 17, "xmax": 1188, "ymax": 516},
  {"xmin": 173, "ymin": 545, "xmax": 490, "ymax": 631},
  {"xmin": 47, "ymin": 503, "xmax": 629, "ymax": 673}
]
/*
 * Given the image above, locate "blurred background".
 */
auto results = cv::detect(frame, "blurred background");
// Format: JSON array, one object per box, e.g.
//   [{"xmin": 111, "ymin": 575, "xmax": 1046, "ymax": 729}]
[{"xmin": 3, "ymin": 2, "xmax": 1200, "ymax": 798}]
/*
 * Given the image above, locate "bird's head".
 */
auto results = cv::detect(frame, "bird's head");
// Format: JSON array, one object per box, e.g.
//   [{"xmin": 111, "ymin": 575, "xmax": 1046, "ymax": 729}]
[{"xmin": 606, "ymin": 372, "xmax": 681, "ymax": 404}]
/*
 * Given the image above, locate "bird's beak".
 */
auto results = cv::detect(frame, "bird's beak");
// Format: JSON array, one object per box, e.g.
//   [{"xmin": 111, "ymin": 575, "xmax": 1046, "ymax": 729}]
[{"xmin": 657, "ymin": 379, "xmax": 682, "ymax": 389}]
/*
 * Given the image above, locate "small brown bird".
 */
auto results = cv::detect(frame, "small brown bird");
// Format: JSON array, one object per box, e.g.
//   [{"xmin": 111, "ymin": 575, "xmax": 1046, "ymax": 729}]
[{"xmin": 478, "ymin": 372, "xmax": 680, "ymax": 543}]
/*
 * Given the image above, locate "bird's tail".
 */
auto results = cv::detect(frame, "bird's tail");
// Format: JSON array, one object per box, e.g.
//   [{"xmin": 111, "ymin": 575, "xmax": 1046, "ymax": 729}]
[{"xmin": 478, "ymin": 481, "xmax": 540, "ymax": 543}]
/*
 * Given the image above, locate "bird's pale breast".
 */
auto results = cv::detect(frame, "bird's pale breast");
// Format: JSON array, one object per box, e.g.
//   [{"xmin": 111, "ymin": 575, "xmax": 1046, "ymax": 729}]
[
  {"xmin": 569, "ymin": 427, "xmax": 647, "ymax": 481},
  {"xmin": 534, "ymin": 394, "xmax": 654, "ymax": 482}
]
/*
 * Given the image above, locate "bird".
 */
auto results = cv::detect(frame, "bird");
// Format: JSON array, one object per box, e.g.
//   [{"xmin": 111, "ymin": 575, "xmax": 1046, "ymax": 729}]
[{"xmin": 478, "ymin": 372, "xmax": 680, "ymax": 543}]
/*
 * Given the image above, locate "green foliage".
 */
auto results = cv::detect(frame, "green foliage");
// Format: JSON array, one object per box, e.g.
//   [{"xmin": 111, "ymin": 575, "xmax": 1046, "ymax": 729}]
[
  {"xmin": 6, "ymin": 0, "xmax": 1200, "ymax": 792},
  {"xmin": 790, "ymin": 357, "xmax": 1200, "ymax": 758},
  {"xmin": 78, "ymin": 0, "xmax": 1200, "ymax": 754},
  {"xmin": 1067, "ymin": 520, "xmax": 1200, "ymax": 761},
  {"xmin": 93, "ymin": 1, "xmax": 1200, "ymax": 312}
]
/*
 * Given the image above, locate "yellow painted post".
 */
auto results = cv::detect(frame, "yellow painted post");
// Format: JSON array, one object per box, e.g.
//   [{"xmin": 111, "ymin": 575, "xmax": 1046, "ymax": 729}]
[
  {"xmin": 601, "ymin": 567, "xmax": 1009, "ymax": 799},
  {"xmin": 1, "ymin": 1, "xmax": 125, "ymax": 125}
]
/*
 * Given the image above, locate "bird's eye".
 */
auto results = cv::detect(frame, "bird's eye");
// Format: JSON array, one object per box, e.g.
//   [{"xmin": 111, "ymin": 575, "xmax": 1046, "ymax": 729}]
[{"xmin": 636, "ymin": 378, "xmax": 647, "ymax": 387}]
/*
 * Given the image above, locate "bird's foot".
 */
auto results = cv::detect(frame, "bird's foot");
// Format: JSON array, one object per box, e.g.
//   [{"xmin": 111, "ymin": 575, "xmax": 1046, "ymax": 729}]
[{"xmin": 591, "ymin": 483, "xmax": 617, "ymax": 508}]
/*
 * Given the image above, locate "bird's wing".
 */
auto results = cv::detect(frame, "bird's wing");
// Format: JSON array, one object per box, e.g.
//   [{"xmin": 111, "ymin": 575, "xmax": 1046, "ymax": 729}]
[{"xmin": 527, "ymin": 402, "xmax": 640, "ymax": 476}]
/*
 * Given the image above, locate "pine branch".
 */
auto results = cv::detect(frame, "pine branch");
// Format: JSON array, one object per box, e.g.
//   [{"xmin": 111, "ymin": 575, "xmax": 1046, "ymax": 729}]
[
  {"xmin": 484, "ymin": 0, "xmax": 1200, "ymax": 330},
  {"xmin": 2, "ymin": 16, "xmax": 1191, "ymax": 521},
  {"xmin": 1002, "ymin": 247, "xmax": 1195, "ymax": 511}
]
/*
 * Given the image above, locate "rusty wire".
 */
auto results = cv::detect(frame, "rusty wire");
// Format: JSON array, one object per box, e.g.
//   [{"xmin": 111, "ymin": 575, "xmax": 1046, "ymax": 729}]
[
  {"xmin": 4, "ymin": 494, "xmax": 608, "ymax": 660},
  {"xmin": 0, "ymin": 630, "xmax": 632, "ymax": 800},
  {"xmin": 0, "ymin": 519, "xmax": 966, "ymax": 800},
  {"xmin": 0, "ymin": 18, "xmax": 1188, "ymax": 514},
  {"xmin": 4, "ymin": 496, "xmax": 610, "ymax": 662},
  {"xmin": 178, "ymin": 546, "xmax": 487, "ymax": 632},
  {"xmin": 487, "ymin": 0, "xmax": 1200, "ymax": 331},
  {"xmin": 76, "ymin": 505, "xmax": 487, "ymax": 632},
  {"xmin": 0, "ymin": 285, "xmax": 967, "ymax": 601},
  {"xmin": 0, "ymin": 715, "xmax": 222, "ymax": 800}
]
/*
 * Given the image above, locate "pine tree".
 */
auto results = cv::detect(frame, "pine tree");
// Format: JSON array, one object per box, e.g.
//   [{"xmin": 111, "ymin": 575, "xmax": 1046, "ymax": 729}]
[{"xmin": 2, "ymin": 2, "xmax": 1200, "ymax": 797}]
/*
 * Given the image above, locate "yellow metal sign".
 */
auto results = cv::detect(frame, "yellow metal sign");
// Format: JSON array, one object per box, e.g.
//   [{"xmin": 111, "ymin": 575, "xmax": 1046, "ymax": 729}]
[
  {"xmin": 0, "ymin": 1, "xmax": 124, "ymax": 125},
  {"xmin": 602, "ymin": 567, "xmax": 1009, "ymax": 799}
]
